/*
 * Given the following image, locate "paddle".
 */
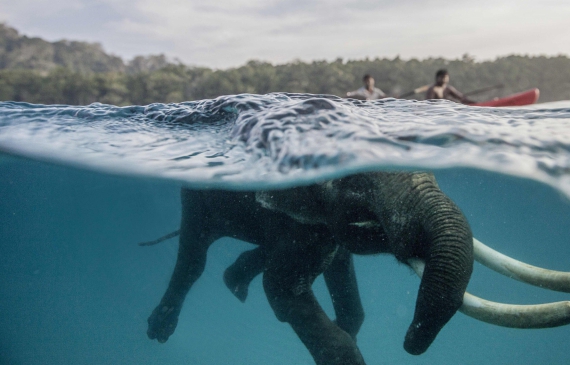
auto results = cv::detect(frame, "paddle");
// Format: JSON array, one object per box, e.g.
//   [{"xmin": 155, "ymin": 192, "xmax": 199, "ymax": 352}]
[
  {"xmin": 399, "ymin": 83, "xmax": 504, "ymax": 99},
  {"xmin": 464, "ymin": 84, "xmax": 504, "ymax": 97}
]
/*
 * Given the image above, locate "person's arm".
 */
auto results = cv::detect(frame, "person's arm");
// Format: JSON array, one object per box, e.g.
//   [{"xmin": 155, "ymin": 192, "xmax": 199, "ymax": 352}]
[
  {"xmin": 447, "ymin": 85, "xmax": 475, "ymax": 104},
  {"xmin": 346, "ymin": 89, "xmax": 367, "ymax": 100}
]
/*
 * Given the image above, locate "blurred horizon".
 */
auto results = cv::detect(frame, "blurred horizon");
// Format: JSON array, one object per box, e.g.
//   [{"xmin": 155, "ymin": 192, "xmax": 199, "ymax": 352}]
[
  {"xmin": 2, "ymin": 21, "xmax": 568, "ymax": 71},
  {"xmin": 1, "ymin": 22, "xmax": 570, "ymax": 105},
  {"xmin": 1, "ymin": 0, "xmax": 569, "ymax": 69}
]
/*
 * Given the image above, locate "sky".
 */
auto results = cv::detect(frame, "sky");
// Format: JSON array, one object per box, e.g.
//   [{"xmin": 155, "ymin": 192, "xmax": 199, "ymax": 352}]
[{"xmin": 1, "ymin": 0, "xmax": 569, "ymax": 69}]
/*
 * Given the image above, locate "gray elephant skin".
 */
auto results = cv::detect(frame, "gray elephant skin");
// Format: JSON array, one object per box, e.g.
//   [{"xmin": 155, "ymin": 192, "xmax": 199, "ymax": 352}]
[{"xmin": 146, "ymin": 171, "xmax": 474, "ymax": 365}]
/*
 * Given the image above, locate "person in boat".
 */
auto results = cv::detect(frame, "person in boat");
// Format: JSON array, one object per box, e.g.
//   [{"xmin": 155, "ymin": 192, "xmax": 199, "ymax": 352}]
[
  {"xmin": 425, "ymin": 69, "xmax": 475, "ymax": 104},
  {"xmin": 346, "ymin": 74, "xmax": 387, "ymax": 100}
]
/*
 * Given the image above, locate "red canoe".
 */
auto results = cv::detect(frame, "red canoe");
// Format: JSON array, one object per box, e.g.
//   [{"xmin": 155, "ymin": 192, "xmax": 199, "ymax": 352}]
[{"xmin": 471, "ymin": 88, "xmax": 540, "ymax": 107}]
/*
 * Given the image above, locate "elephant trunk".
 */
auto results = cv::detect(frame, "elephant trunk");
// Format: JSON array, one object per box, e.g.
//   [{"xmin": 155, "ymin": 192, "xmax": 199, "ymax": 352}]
[{"xmin": 404, "ymin": 188, "xmax": 473, "ymax": 355}]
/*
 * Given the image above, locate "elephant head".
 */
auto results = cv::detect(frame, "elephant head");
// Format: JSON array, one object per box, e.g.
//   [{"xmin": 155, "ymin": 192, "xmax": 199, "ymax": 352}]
[{"xmin": 256, "ymin": 171, "xmax": 474, "ymax": 354}]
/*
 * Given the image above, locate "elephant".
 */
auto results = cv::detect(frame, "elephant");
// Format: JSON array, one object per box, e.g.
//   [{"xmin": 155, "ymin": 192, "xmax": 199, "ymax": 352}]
[{"xmin": 143, "ymin": 170, "xmax": 570, "ymax": 365}]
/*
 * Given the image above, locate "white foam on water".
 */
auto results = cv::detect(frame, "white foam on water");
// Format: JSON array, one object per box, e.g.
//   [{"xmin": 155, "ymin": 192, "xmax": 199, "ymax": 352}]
[{"xmin": 0, "ymin": 95, "xmax": 569, "ymax": 195}]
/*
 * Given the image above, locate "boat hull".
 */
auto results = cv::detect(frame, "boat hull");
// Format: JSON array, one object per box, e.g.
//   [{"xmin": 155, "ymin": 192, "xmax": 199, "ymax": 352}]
[{"xmin": 471, "ymin": 88, "xmax": 540, "ymax": 107}]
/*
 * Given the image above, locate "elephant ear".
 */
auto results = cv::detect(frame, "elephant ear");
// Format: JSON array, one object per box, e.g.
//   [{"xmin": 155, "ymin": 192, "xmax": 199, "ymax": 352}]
[{"xmin": 255, "ymin": 185, "xmax": 329, "ymax": 225}]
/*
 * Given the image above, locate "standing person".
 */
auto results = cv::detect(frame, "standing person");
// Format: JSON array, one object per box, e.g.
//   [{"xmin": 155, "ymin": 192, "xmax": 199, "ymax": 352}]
[
  {"xmin": 346, "ymin": 74, "xmax": 387, "ymax": 100},
  {"xmin": 425, "ymin": 69, "xmax": 475, "ymax": 104}
]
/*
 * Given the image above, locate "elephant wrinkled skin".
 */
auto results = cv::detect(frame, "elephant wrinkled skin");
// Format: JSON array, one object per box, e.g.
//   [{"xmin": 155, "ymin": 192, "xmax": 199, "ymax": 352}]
[{"xmin": 146, "ymin": 171, "xmax": 474, "ymax": 365}]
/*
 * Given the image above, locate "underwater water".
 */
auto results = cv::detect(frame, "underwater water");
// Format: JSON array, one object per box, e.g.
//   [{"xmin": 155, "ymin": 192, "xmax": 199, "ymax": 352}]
[{"xmin": 1, "ymin": 94, "xmax": 570, "ymax": 364}]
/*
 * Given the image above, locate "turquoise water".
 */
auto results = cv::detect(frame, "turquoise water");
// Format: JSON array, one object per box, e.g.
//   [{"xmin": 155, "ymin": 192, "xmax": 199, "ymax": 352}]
[{"xmin": 1, "ymin": 95, "xmax": 570, "ymax": 364}]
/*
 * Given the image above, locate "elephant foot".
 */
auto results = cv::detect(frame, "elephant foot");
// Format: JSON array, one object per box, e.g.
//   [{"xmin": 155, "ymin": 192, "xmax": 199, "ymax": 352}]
[
  {"xmin": 147, "ymin": 303, "xmax": 180, "ymax": 343},
  {"xmin": 291, "ymin": 317, "xmax": 366, "ymax": 365},
  {"xmin": 333, "ymin": 318, "xmax": 358, "ymax": 342},
  {"xmin": 223, "ymin": 267, "xmax": 250, "ymax": 302},
  {"xmin": 223, "ymin": 247, "xmax": 267, "ymax": 302}
]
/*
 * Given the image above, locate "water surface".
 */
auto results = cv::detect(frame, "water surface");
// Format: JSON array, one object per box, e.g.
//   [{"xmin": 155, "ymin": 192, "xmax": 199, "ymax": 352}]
[{"xmin": 1, "ymin": 94, "xmax": 569, "ymax": 364}]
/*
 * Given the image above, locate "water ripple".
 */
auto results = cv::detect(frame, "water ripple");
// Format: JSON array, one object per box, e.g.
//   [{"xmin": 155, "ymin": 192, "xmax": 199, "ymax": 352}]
[{"xmin": 1, "ymin": 94, "xmax": 569, "ymax": 195}]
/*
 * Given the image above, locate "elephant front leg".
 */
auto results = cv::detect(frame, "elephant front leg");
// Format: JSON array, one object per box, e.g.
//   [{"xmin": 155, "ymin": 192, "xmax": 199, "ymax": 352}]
[
  {"xmin": 223, "ymin": 245, "xmax": 366, "ymax": 341},
  {"xmin": 324, "ymin": 246, "xmax": 364, "ymax": 341},
  {"xmin": 147, "ymin": 190, "xmax": 213, "ymax": 343},
  {"xmin": 263, "ymin": 242, "xmax": 366, "ymax": 365}
]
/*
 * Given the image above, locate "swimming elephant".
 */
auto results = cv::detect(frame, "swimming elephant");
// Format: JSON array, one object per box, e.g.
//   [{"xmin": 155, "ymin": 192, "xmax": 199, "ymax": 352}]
[
  {"xmin": 146, "ymin": 171, "xmax": 473, "ymax": 364},
  {"xmin": 144, "ymin": 170, "xmax": 570, "ymax": 364}
]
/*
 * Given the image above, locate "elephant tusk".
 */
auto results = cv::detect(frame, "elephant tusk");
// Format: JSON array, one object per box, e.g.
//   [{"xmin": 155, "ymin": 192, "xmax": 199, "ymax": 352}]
[
  {"xmin": 473, "ymin": 238, "xmax": 570, "ymax": 293},
  {"xmin": 407, "ymin": 258, "xmax": 570, "ymax": 328},
  {"xmin": 460, "ymin": 292, "xmax": 570, "ymax": 328}
]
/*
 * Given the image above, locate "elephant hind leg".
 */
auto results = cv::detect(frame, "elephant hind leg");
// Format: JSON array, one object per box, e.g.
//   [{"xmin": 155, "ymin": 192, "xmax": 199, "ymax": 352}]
[
  {"xmin": 147, "ymin": 189, "xmax": 216, "ymax": 343},
  {"xmin": 223, "ymin": 246, "xmax": 267, "ymax": 302},
  {"xmin": 263, "ymin": 241, "xmax": 366, "ymax": 365}
]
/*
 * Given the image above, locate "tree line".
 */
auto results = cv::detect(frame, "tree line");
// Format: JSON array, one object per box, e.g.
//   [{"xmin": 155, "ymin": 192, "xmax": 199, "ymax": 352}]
[
  {"xmin": 2, "ymin": 23, "xmax": 569, "ymax": 105},
  {"xmin": 1, "ymin": 55, "xmax": 569, "ymax": 105}
]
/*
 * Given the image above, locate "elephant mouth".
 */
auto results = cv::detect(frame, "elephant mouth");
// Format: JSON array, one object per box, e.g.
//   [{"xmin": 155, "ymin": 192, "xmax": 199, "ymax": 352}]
[{"xmin": 408, "ymin": 238, "xmax": 570, "ymax": 329}]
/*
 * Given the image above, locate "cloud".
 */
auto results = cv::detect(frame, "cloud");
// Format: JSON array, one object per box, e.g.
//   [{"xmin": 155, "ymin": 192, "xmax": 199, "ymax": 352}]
[{"xmin": 1, "ymin": 0, "xmax": 569, "ymax": 68}]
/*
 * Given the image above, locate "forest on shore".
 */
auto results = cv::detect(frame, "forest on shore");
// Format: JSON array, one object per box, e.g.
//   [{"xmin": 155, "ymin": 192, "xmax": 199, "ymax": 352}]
[{"xmin": 1, "ymin": 23, "xmax": 569, "ymax": 105}]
